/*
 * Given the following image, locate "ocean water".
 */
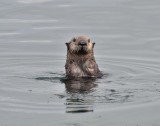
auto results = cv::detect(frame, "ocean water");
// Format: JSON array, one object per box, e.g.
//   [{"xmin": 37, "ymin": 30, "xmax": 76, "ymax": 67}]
[{"xmin": 0, "ymin": 0, "xmax": 160, "ymax": 126}]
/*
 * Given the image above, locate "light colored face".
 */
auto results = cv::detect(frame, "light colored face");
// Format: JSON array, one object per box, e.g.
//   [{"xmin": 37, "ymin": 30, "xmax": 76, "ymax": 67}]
[{"xmin": 66, "ymin": 36, "xmax": 95, "ymax": 54}]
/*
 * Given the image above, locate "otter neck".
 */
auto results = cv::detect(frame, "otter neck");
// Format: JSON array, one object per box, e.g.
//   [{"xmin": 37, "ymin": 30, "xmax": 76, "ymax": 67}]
[{"xmin": 67, "ymin": 51, "xmax": 94, "ymax": 63}]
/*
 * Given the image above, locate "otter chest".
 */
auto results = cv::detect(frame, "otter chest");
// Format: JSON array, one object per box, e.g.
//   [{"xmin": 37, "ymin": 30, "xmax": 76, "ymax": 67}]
[{"xmin": 68, "ymin": 59, "xmax": 96, "ymax": 77}]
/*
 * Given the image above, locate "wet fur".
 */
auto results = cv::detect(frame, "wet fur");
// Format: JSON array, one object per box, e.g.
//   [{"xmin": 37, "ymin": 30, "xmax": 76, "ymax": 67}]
[{"xmin": 65, "ymin": 36, "xmax": 102, "ymax": 78}]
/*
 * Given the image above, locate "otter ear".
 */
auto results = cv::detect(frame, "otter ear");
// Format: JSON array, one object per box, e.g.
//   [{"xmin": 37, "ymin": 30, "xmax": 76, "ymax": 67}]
[
  {"xmin": 65, "ymin": 43, "xmax": 69, "ymax": 50},
  {"xmin": 93, "ymin": 42, "xmax": 95, "ymax": 48}
]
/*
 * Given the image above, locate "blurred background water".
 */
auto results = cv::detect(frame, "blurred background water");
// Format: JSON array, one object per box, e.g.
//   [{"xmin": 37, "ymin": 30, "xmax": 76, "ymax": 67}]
[{"xmin": 0, "ymin": 0, "xmax": 160, "ymax": 126}]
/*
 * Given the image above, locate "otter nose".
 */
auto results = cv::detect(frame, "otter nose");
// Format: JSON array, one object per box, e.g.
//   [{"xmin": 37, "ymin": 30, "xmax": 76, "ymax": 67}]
[{"xmin": 78, "ymin": 40, "xmax": 87, "ymax": 46}]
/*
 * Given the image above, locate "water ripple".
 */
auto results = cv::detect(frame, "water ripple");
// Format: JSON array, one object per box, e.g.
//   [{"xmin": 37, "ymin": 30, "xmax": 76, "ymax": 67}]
[
  {"xmin": 0, "ymin": 19, "xmax": 58, "ymax": 23},
  {"xmin": 0, "ymin": 53, "xmax": 160, "ymax": 114},
  {"xmin": 17, "ymin": 0, "xmax": 51, "ymax": 4}
]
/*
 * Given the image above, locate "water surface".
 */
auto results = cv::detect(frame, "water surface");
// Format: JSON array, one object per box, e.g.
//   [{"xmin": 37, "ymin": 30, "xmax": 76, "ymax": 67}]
[{"xmin": 0, "ymin": 0, "xmax": 160, "ymax": 126}]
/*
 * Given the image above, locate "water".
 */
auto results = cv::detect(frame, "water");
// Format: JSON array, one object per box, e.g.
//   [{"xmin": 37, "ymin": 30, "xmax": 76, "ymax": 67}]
[{"xmin": 0, "ymin": 0, "xmax": 160, "ymax": 125}]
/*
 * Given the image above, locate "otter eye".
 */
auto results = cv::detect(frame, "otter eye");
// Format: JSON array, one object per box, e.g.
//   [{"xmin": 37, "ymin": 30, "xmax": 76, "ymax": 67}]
[
  {"xmin": 88, "ymin": 39, "xmax": 90, "ymax": 42},
  {"xmin": 73, "ymin": 38, "xmax": 76, "ymax": 42}
]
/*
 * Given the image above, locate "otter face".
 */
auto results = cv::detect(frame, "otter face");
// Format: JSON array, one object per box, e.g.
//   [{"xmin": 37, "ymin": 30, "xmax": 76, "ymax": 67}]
[{"xmin": 66, "ymin": 36, "xmax": 95, "ymax": 54}]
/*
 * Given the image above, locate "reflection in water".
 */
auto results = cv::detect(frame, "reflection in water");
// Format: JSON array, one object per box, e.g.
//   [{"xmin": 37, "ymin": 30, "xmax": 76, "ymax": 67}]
[
  {"xmin": 64, "ymin": 78, "xmax": 97, "ymax": 113},
  {"xmin": 65, "ymin": 78, "xmax": 97, "ymax": 93},
  {"xmin": 35, "ymin": 76, "xmax": 97, "ymax": 113}
]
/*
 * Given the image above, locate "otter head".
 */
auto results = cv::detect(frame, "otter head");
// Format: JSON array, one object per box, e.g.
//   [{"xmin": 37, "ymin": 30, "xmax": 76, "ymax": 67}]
[{"xmin": 66, "ymin": 36, "xmax": 95, "ymax": 54}]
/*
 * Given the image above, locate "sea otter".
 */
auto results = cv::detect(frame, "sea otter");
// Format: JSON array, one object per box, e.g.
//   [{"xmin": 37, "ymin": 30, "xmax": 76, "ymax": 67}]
[{"xmin": 65, "ymin": 36, "xmax": 102, "ymax": 78}]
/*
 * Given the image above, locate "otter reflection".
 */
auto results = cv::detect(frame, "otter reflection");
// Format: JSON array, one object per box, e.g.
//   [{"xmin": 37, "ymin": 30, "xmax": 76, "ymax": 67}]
[
  {"xmin": 65, "ymin": 77, "xmax": 97, "ymax": 93},
  {"xmin": 64, "ymin": 78, "xmax": 97, "ymax": 113}
]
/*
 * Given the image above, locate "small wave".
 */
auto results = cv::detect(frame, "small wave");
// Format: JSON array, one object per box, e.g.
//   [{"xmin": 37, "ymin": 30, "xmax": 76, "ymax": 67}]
[
  {"xmin": 0, "ymin": 19, "xmax": 58, "ymax": 23},
  {"xmin": 33, "ymin": 26, "xmax": 72, "ymax": 30},
  {"xmin": 0, "ymin": 32, "xmax": 20, "ymax": 36},
  {"xmin": 17, "ymin": 0, "xmax": 51, "ymax": 4},
  {"xmin": 0, "ymin": 98, "xmax": 64, "ymax": 114}
]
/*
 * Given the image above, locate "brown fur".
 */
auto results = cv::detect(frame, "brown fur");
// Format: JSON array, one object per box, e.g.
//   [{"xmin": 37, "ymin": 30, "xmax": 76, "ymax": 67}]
[
  {"xmin": 65, "ymin": 78, "xmax": 97, "ymax": 93},
  {"xmin": 65, "ymin": 36, "xmax": 102, "ymax": 78}
]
